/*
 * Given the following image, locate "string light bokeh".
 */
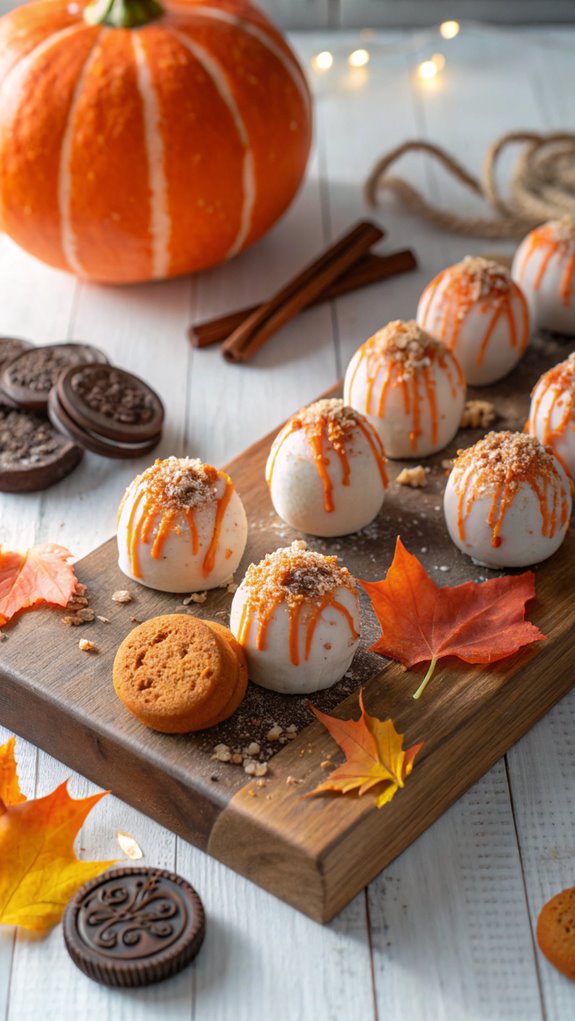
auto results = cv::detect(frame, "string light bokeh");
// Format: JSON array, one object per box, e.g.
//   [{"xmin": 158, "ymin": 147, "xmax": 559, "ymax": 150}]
[{"xmin": 310, "ymin": 19, "xmax": 461, "ymax": 86}]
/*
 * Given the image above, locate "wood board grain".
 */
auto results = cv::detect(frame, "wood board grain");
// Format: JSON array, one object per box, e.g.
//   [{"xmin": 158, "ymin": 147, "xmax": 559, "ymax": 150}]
[{"xmin": 0, "ymin": 337, "xmax": 573, "ymax": 923}]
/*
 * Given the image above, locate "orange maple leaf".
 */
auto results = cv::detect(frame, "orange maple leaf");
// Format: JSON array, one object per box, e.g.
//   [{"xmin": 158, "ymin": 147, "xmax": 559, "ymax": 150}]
[
  {"xmin": 0, "ymin": 544, "xmax": 77, "ymax": 627},
  {"xmin": 305, "ymin": 691, "xmax": 423, "ymax": 809},
  {"xmin": 360, "ymin": 537, "xmax": 545, "ymax": 699},
  {"xmin": 0, "ymin": 738, "xmax": 115, "ymax": 931}
]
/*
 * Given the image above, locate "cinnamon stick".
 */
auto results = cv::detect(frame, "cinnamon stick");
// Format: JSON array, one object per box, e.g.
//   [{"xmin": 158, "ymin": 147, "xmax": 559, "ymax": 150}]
[
  {"xmin": 221, "ymin": 221, "xmax": 384, "ymax": 364},
  {"xmin": 189, "ymin": 249, "xmax": 417, "ymax": 349}
]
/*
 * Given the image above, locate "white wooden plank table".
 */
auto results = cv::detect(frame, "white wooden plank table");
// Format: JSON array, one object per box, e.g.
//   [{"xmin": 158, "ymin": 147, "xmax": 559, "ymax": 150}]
[{"xmin": 0, "ymin": 24, "xmax": 574, "ymax": 1021}]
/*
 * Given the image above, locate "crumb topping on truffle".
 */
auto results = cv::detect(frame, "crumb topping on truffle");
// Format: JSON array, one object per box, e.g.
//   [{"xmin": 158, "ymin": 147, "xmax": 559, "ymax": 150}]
[
  {"xmin": 127, "ymin": 457, "xmax": 223, "ymax": 511},
  {"xmin": 450, "ymin": 256, "xmax": 511, "ymax": 302},
  {"xmin": 242, "ymin": 541, "xmax": 355, "ymax": 609},
  {"xmin": 367, "ymin": 320, "xmax": 445, "ymax": 373},
  {"xmin": 540, "ymin": 216, "xmax": 575, "ymax": 245},
  {"xmin": 452, "ymin": 430, "xmax": 563, "ymax": 493},
  {"xmin": 294, "ymin": 398, "xmax": 362, "ymax": 430}
]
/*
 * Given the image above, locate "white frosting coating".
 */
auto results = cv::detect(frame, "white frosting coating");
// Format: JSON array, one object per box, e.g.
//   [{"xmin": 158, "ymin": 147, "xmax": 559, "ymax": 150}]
[
  {"xmin": 343, "ymin": 338, "xmax": 465, "ymax": 459},
  {"xmin": 230, "ymin": 580, "xmax": 359, "ymax": 694},
  {"xmin": 444, "ymin": 450, "xmax": 571, "ymax": 569},
  {"xmin": 416, "ymin": 265, "xmax": 529, "ymax": 386},
  {"xmin": 117, "ymin": 462, "xmax": 248, "ymax": 593},
  {"xmin": 266, "ymin": 411, "xmax": 386, "ymax": 537},
  {"xmin": 512, "ymin": 226, "xmax": 575, "ymax": 336}
]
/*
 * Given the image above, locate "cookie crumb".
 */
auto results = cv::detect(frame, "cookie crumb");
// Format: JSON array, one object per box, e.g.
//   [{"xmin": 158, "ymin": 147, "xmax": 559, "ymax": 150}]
[
  {"xmin": 212, "ymin": 743, "xmax": 231, "ymax": 763},
  {"xmin": 396, "ymin": 465, "xmax": 428, "ymax": 488},
  {"xmin": 112, "ymin": 590, "xmax": 133, "ymax": 604},
  {"xmin": 266, "ymin": 724, "xmax": 283, "ymax": 742},
  {"xmin": 79, "ymin": 639, "xmax": 97, "ymax": 653},
  {"xmin": 227, "ymin": 582, "xmax": 238, "ymax": 594},
  {"xmin": 245, "ymin": 741, "xmax": 261, "ymax": 756},
  {"xmin": 286, "ymin": 775, "xmax": 304, "ymax": 786},
  {"xmin": 460, "ymin": 399, "xmax": 497, "ymax": 429},
  {"xmin": 182, "ymin": 591, "xmax": 207, "ymax": 605},
  {"xmin": 97, "ymin": 615, "xmax": 110, "ymax": 624}
]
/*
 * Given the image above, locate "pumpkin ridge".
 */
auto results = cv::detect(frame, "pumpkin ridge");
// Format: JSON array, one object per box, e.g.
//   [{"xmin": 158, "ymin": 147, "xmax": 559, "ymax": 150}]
[
  {"xmin": 168, "ymin": 26, "xmax": 255, "ymax": 257},
  {"xmin": 165, "ymin": 2, "xmax": 311, "ymax": 114},
  {"xmin": 132, "ymin": 32, "xmax": 171, "ymax": 278},
  {"xmin": 58, "ymin": 27, "xmax": 107, "ymax": 275},
  {"xmin": 0, "ymin": 21, "xmax": 90, "ymax": 93}
]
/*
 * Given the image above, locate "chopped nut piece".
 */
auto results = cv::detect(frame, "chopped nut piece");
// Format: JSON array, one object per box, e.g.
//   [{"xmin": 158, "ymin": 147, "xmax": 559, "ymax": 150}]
[
  {"xmin": 112, "ymin": 590, "xmax": 133, "ymax": 604},
  {"xmin": 266, "ymin": 724, "xmax": 283, "ymax": 742},
  {"xmin": 460, "ymin": 399, "xmax": 497, "ymax": 429},
  {"xmin": 231, "ymin": 753, "xmax": 243, "ymax": 765},
  {"xmin": 247, "ymin": 789, "xmax": 257, "ymax": 798},
  {"xmin": 254, "ymin": 762, "xmax": 268, "ymax": 777},
  {"xmin": 396, "ymin": 465, "xmax": 428, "ymax": 488},
  {"xmin": 66, "ymin": 596, "xmax": 89, "ymax": 610},
  {"xmin": 75, "ymin": 583, "xmax": 88, "ymax": 597},
  {"xmin": 182, "ymin": 591, "xmax": 207, "ymax": 605},
  {"xmin": 441, "ymin": 459, "xmax": 454, "ymax": 470},
  {"xmin": 244, "ymin": 760, "xmax": 257, "ymax": 775},
  {"xmin": 255, "ymin": 779, "xmax": 268, "ymax": 788},
  {"xmin": 286, "ymin": 775, "xmax": 304, "ymax": 786},
  {"xmin": 97, "ymin": 615, "xmax": 110, "ymax": 624},
  {"xmin": 227, "ymin": 582, "xmax": 238, "ymax": 594},
  {"xmin": 245, "ymin": 742, "xmax": 261, "ymax": 756},
  {"xmin": 78, "ymin": 639, "xmax": 97, "ymax": 653},
  {"xmin": 321, "ymin": 760, "xmax": 336, "ymax": 769}
]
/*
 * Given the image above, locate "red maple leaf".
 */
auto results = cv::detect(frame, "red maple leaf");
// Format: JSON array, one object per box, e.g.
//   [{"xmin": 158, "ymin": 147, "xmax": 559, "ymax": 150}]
[{"xmin": 360, "ymin": 537, "xmax": 545, "ymax": 699}]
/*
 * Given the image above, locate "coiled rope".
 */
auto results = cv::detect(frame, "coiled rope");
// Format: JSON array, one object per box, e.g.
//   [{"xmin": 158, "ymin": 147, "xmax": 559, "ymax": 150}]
[{"xmin": 365, "ymin": 131, "xmax": 575, "ymax": 239}]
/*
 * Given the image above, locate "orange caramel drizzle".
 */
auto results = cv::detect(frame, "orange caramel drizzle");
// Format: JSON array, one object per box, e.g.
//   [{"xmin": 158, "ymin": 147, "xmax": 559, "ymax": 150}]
[
  {"xmin": 237, "ymin": 587, "xmax": 359, "ymax": 667},
  {"xmin": 266, "ymin": 400, "xmax": 388, "ymax": 513},
  {"xmin": 419, "ymin": 259, "xmax": 529, "ymax": 363},
  {"xmin": 529, "ymin": 355, "xmax": 575, "ymax": 447},
  {"xmin": 118, "ymin": 459, "xmax": 233, "ymax": 579},
  {"xmin": 517, "ymin": 222, "xmax": 575, "ymax": 306},
  {"xmin": 452, "ymin": 432, "xmax": 569, "ymax": 549},
  {"xmin": 236, "ymin": 544, "xmax": 359, "ymax": 667},
  {"xmin": 349, "ymin": 326, "xmax": 463, "ymax": 452}
]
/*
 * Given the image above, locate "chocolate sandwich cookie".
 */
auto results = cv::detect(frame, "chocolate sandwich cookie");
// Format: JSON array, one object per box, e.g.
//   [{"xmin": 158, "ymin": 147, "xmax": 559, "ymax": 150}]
[
  {"xmin": 0, "ymin": 403, "xmax": 83, "ymax": 492},
  {"xmin": 0, "ymin": 337, "xmax": 35, "ymax": 407},
  {"xmin": 63, "ymin": 867, "xmax": 205, "ymax": 988},
  {"xmin": 57, "ymin": 362, "xmax": 164, "ymax": 444},
  {"xmin": 48, "ymin": 388, "xmax": 162, "ymax": 460},
  {"xmin": 1, "ymin": 342, "xmax": 108, "ymax": 412}
]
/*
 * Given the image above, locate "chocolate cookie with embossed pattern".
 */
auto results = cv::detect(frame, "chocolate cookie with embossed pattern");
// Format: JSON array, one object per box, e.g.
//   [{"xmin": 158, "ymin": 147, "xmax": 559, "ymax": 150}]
[
  {"xmin": 57, "ymin": 362, "xmax": 164, "ymax": 444},
  {"xmin": 63, "ymin": 866, "xmax": 205, "ymax": 988}
]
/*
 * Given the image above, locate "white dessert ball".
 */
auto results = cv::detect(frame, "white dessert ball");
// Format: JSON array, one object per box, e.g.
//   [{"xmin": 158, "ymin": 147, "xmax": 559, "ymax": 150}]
[
  {"xmin": 512, "ymin": 217, "xmax": 575, "ymax": 335},
  {"xmin": 417, "ymin": 256, "xmax": 530, "ymax": 386},
  {"xmin": 117, "ymin": 456, "xmax": 248, "ymax": 593},
  {"xmin": 265, "ymin": 398, "xmax": 388, "ymax": 537},
  {"xmin": 343, "ymin": 319, "xmax": 465, "ymax": 459},
  {"xmin": 229, "ymin": 541, "xmax": 360, "ymax": 694},
  {"xmin": 444, "ymin": 431, "xmax": 571, "ymax": 568},
  {"xmin": 528, "ymin": 352, "xmax": 575, "ymax": 480}
]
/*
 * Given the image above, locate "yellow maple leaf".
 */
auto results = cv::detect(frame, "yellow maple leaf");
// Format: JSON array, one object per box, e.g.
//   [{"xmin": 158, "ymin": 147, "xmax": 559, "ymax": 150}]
[
  {"xmin": 0, "ymin": 739, "xmax": 115, "ymax": 931},
  {"xmin": 306, "ymin": 690, "xmax": 423, "ymax": 809}
]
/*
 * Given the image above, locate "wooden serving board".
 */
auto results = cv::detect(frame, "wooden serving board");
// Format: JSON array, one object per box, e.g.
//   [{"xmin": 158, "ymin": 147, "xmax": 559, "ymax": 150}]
[{"xmin": 1, "ymin": 337, "xmax": 574, "ymax": 923}]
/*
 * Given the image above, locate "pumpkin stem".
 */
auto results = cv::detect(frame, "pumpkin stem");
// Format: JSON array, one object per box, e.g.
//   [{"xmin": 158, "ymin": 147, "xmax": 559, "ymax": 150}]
[{"xmin": 84, "ymin": 0, "xmax": 164, "ymax": 28}]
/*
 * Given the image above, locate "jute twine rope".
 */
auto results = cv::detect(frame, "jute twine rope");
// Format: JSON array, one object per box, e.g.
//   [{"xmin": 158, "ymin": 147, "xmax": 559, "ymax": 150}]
[{"xmin": 365, "ymin": 131, "xmax": 575, "ymax": 239}]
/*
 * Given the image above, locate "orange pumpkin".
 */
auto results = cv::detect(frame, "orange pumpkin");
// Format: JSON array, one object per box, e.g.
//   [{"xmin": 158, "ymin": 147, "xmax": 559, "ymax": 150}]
[{"xmin": 0, "ymin": 0, "xmax": 312, "ymax": 283}]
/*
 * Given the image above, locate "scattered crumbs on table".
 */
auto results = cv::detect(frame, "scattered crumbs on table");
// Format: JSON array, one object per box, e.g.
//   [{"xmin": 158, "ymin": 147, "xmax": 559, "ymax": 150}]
[
  {"xmin": 79, "ymin": 638, "xmax": 97, "ymax": 653},
  {"xmin": 97, "ymin": 615, "xmax": 110, "ymax": 624},
  {"xmin": 182, "ymin": 591, "xmax": 207, "ymax": 605},
  {"xmin": 396, "ymin": 465, "xmax": 428, "ymax": 488},
  {"xmin": 112, "ymin": 589, "xmax": 133, "ymax": 604}
]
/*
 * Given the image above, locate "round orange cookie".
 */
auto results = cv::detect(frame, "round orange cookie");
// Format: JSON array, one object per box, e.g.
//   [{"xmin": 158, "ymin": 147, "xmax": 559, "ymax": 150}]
[
  {"xmin": 113, "ymin": 614, "xmax": 247, "ymax": 733},
  {"xmin": 537, "ymin": 886, "xmax": 575, "ymax": 980}
]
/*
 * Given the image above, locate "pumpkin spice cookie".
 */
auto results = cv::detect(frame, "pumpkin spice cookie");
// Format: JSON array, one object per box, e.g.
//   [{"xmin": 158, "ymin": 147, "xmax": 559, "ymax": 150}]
[
  {"xmin": 537, "ymin": 886, "xmax": 575, "ymax": 980},
  {"xmin": 113, "ymin": 614, "xmax": 247, "ymax": 733}
]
